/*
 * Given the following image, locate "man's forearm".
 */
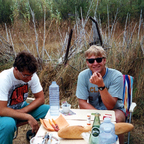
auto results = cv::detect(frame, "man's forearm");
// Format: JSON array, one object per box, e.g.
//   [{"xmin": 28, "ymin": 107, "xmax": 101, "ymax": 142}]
[
  {"xmin": 0, "ymin": 106, "xmax": 32, "ymax": 121},
  {"xmin": 78, "ymin": 99, "xmax": 97, "ymax": 109},
  {"xmin": 18, "ymin": 90, "xmax": 45, "ymax": 113},
  {"xmin": 99, "ymin": 88, "xmax": 117, "ymax": 110},
  {"xmin": 17, "ymin": 97, "xmax": 44, "ymax": 113}
]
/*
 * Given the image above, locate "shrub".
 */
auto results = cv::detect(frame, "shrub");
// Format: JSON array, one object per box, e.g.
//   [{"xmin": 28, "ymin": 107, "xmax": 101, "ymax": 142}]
[
  {"xmin": 1, "ymin": 0, "xmax": 144, "ymax": 25},
  {"xmin": 96, "ymin": 0, "xmax": 144, "ymax": 24},
  {"xmin": 0, "ymin": 0, "xmax": 13, "ymax": 24},
  {"xmin": 52, "ymin": 0, "xmax": 90, "ymax": 20}
]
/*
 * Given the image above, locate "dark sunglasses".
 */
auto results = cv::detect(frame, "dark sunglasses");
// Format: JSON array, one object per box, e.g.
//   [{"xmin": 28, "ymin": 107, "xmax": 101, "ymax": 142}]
[{"xmin": 86, "ymin": 57, "xmax": 105, "ymax": 64}]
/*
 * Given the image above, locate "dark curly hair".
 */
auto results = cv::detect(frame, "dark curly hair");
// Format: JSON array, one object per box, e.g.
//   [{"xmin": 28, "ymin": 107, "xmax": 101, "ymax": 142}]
[{"xmin": 13, "ymin": 51, "xmax": 38, "ymax": 73}]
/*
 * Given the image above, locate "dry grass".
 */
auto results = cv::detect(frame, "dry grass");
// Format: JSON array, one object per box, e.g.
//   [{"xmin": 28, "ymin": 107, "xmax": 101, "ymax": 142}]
[{"xmin": 0, "ymin": 18, "xmax": 144, "ymax": 144}]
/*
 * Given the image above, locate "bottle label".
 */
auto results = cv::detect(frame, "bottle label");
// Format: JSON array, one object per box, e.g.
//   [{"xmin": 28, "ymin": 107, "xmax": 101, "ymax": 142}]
[
  {"xmin": 87, "ymin": 114, "xmax": 91, "ymax": 125},
  {"xmin": 92, "ymin": 127, "xmax": 100, "ymax": 137}
]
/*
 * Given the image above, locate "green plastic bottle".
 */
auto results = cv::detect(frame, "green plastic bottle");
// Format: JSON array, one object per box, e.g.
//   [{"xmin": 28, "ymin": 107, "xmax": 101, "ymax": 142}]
[{"xmin": 89, "ymin": 113, "xmax": 100, "ymax": 144}]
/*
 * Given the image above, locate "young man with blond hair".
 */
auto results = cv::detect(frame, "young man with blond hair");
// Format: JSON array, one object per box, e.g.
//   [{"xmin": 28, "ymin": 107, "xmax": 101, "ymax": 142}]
[{"xmin": 76, "ymin": 45, "xmax": 125, "ymax": 144}]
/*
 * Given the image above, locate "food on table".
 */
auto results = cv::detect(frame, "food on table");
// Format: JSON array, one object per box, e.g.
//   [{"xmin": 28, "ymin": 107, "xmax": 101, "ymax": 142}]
[
  {"xmin": 58, "ymin": 125, "xmax": 92, "ymax": 139},
  {"xmin": 40, "ymin": 114, "xmax": 69, "ymax": 131},
  {"xmin": 115, "ymin": 123, "xmax": 134, "ymax": 135}
]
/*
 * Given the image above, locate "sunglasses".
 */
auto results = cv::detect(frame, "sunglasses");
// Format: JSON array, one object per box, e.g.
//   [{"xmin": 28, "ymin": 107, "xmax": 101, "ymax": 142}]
[{"xmin": 86, "ymin": 57, "xmax": 105, "ymax": 64}]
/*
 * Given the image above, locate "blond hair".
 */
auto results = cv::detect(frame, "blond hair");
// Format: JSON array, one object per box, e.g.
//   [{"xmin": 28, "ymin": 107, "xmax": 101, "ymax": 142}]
[{"xmin": 85, "ymin": 45, "xmax": 106, "ymax": 58}]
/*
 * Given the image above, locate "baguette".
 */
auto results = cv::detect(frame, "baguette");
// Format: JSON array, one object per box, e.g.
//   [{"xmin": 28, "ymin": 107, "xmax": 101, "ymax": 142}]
[
  {"xmin": 58, "ymin": 123, "xmax": 134, "ymax": 139},
  {"xmin": 115, "ymin": 123, "xmax": 134, "ymax": 135},
  {"xmin": 58, "ymin": 125, "xmax": 92, "ymax": 139}
]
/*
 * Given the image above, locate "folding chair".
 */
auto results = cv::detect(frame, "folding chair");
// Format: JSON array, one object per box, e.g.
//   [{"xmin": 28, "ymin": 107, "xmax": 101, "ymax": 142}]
[
  {"xmin": 13, "ymin": 97, "xmax": 35, "ymax": 140},
  {"xmin": 123, "ymin": 75, "xmax": 137, "ymax": 144}
]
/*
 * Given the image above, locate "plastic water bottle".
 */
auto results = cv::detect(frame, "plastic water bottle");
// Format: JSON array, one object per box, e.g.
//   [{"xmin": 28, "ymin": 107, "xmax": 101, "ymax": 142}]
[
  {"xmin": 99, "ymin": 127, "xmax": 116, "ymax": 144},
  {"xmin": 49, "ymin": 81, "xmax": 59, "ymax": 116},
  {"xmin": 99, "ymin": 118, "xmax": 117, "ymax": 144},
  {"xmin": 100, "ymin": 118, "xmax": 115, "ymax": 133}
]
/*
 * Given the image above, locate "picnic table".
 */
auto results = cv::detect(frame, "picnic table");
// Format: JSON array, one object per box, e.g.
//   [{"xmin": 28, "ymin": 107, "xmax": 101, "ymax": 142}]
[{"xmin": 35, "ymin": 109, "xmax": 119, "ymax": 144}]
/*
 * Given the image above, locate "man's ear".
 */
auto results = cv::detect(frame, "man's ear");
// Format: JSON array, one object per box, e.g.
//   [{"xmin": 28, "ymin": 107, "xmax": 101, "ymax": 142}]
[
  {"xmin": 103, "ymin": 58, "xmax": 106, "ymax": 65},
  {"xmin": 104, "ymin": 58, "xmax": 106, "ymax": 65},
  {"xmin": 86, "ymin": 60, "xmax": 89, "ymax": 66},
  {"xmin": 14, "ymin": 67, "xmax": 18, "ymax": 71}
]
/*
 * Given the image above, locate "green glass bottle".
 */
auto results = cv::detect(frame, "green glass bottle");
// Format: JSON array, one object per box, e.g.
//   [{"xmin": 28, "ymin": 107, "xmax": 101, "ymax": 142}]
[{"xmin": 89, "ymin": 113, "xmax": 100, "ymax": 144}]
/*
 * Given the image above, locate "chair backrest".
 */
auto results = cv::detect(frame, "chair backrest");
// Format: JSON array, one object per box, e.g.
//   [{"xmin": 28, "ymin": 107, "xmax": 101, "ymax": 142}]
[{"xmin": 122, "ymin": 75, "xmax": 134, "ymax": 117}]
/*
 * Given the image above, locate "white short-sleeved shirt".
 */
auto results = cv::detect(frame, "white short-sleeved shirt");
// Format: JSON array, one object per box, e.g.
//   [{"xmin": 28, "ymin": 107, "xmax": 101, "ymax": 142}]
[
  {"xmin": 0, "ymin": 67, "xmax": 42, "ymax": 109},
  {"xmin": 76, "ymin": 67, "xmax": 125, "ymax": 113}
]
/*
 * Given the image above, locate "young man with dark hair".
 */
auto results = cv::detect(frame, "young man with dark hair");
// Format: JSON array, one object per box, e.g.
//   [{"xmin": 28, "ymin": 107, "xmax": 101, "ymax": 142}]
[{"xmin": 0, "ymin": 51, "xmax": 50, "ymax": 144}]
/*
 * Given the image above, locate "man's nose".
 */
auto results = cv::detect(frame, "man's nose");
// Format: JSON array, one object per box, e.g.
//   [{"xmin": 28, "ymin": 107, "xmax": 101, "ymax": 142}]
[{"xmin": 93, "ymin": 60, "xmax": 98, "ymax": 64}]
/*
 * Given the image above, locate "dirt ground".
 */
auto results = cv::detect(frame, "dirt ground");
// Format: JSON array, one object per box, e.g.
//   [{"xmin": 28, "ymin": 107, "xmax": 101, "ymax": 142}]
[
  {"xmin": 13, "ymin": 124, "xmax": 31, "ymax": 144},
  {"xmin": 13, "ymin": 120, "xmax": 144, "ymax": 144}
]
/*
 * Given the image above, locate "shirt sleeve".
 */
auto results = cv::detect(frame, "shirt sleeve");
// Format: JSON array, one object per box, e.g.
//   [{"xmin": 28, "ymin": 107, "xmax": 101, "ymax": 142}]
[
  {"xmin": 76, "ymin": 71, "xmax": 89, "ymax": 100},
  {"xmin": 29, "ymin": 73, "xmax": 43, "ymax": 94},
  {"xmin": 108, "ymin": 74, "xmax": 123, "ymax": 100},
  {"xmin": 0, "ymin": 79, "xmax": 10, "ymax": 101}
]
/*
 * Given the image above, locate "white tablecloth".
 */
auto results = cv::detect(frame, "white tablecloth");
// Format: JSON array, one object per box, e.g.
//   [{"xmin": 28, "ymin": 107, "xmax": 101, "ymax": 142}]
[{"xmin": 36, "ymin": 109, "xmax": 119, "ymax": 144}]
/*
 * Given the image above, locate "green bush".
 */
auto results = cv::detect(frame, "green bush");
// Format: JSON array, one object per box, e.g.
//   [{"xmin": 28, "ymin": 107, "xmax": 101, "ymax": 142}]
[
  {"xmin": 10, "ymin": 0, "xmax": 51, "ymax": 23},
  {"xmin": 96, "ymin": 0, "xmax": 144, "ymax": 24},
  {"xmin": 0, "ymin": 0, "xmax": 13, "ymax": 24},
  {"xmin": 28, "ymin": 0, "xmax": 51, "ymax": 22},
  {"xmin": 0, "ymin": 0, "xmax": 144, "ymax": 24},
  {"xmin": 52, "ymin": 0, "xmax": 90, "ymax": 20}
]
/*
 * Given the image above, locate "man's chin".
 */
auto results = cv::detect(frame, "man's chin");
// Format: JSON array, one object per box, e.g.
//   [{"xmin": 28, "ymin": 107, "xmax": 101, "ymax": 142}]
[{"xmin": 23, "ymin": 80, "xmax": 29, "ymax": 83}]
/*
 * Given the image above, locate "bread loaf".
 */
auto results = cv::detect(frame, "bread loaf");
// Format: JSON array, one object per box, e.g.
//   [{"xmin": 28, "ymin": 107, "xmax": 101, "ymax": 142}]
[
  {"xmin": 58, "ymin": 125, "xmax": 92, "ymax": 139},
  {"xmin": 115, "ymin": 123, "xmax": 134, "ymax": 135},
  {"xmin": 58, "ymin": 123, "xmax": 134, "ymax": 139}
]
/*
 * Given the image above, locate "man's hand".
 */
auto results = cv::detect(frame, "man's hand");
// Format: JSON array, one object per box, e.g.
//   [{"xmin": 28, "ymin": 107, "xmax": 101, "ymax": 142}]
[
  {"xmin": 89, "ymin": 72, "xmax": 104, "ymax": 87},
  {"xmin": 89, "ymin": 72, "xmax": 118, "ymax": 109},
  {"xmin": 27, "ymin": 115, "xmax": 39, "ymax": 133}
]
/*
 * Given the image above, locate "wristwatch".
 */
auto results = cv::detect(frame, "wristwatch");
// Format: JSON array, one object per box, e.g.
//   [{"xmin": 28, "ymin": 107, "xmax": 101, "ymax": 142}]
[{"xmin": 98, "ymin": 86, "xmax": 105, "ymax": 91}]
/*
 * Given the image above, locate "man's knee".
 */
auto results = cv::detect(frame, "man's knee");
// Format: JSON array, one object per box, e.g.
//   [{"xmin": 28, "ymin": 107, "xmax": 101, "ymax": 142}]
[
  {"xmin": 39, "ymin": 104, "xmax": 50, "ymax": 117},
  {"xmin": 30, "ymin": 104, "xmax": 50, "ymax": 119},
  {"xmin": 43, "ymin": 104, "xmax": 50, "ymax": 113},
  {"xmin": 2, "ymin": 117, "xmax": 17, "ymax": 133},
  {"xmin": 115, "ymin": 109, "xmax": 126, "ymax": 123},
  {"xmin": 0, "ymin": 117, "xmax": 16, "ymax": 144}
]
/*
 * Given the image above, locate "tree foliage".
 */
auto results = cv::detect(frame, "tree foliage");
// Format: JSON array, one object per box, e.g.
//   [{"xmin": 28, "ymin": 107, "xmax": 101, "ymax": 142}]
[
  {"xmin": 0, "ymin": 0, "xmax": 13, "ymax": 24},
  {"xmin": 52, "ymin": 0, "xmax": 90, "ymax": 20},
  {"xmin": 0, "ymin": 0, "xmax": 143, "ymax": 24},
  {"xmin": 96, "ymin": 0, "xmax": 144, "ymax": 23}
]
